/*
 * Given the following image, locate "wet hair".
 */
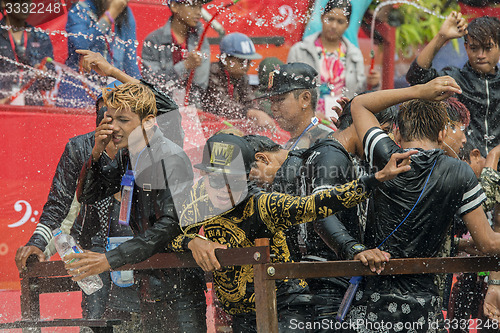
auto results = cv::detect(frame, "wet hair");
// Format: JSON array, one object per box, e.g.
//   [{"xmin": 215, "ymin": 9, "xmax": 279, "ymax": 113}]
[
  {"xmin": 444, "ymin": 97, "xmax": 470, "ymax": 127},
  {"xmin": 337, "ymin": 93, "xmax": 398, "ymax": 131},
  {"xmin": 102, "ymin": 83, "xmax": 157, "ymax": 120},
  {"xmin": 323, "ymin": 0, "xmax": 351, "ymax": 22},
  {"xmin": 243, "ymin": 135, "xmax": 282, "ymax": 153},
  {"xmin": 397, "ymin": 100, "xmax": 449, "ymax": 142},
  {"xmin": 292, "ymin": 88, "xmax": 318, "ymax": 112},
  {"xmin": 459, "ymin": 139, "xmax": 475, "ymax": 162},
  {"xmin": 465, "ymin": 16, "xmax": 500, "ymax": 47}
]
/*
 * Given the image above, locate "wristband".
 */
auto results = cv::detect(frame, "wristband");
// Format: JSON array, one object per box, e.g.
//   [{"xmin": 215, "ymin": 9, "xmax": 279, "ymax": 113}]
[
  {"xmin": 345, "ymin": 243, "xmax": 368, "ymax": 260},
  {"xmin": 196, "ymin": 234, "xmax": 209, "ymax": 241},
  {"xmin": 488, "ymin": 279, "xmax": 500, "ymax": 286},
  {"xmin": 105, "ymin": 11, "xmax": 115, "ymax": 25}
]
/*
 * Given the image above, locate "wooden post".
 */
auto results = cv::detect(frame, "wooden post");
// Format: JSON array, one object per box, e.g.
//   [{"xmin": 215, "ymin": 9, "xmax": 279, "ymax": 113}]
[
  {"xmin": 254, "ymin": 238, "xmax": 278, "ymax": 333},
  {"xmin": 20, "ymin": 276, "xmax": 41, "ymax": 333}
]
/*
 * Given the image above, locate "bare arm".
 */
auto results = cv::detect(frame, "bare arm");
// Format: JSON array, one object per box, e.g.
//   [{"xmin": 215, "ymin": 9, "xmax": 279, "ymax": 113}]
[
  {"xmin": 351, "ymin": 76, "xmax": 462, "ymax": 144},
  {"xmin": 485, "ymin": 144, "xmax": 500, "ymax": 170},
  {"xmin": 76, "ymin": 49, "xmax": 140, "ymax": 84},
  {"xmin": 462, "ymin": 206, "xmax": 500, "ymax": 254},
  {"xmin": 415, "ymin": 11, "xmax": 467, "ymax": 69}
]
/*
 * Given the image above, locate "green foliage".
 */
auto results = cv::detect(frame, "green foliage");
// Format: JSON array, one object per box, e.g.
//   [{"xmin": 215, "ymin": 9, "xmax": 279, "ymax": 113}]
[{"xmin": 372, "ymin": 0, "xmax": 461, "ymax": 57}]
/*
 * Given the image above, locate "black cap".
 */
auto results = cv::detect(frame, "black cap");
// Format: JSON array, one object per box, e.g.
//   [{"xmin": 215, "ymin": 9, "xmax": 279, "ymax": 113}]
[
  {"xmin": 194, "ymin": 134, "xmax": 256, "ymax": 175},
  {"xmin": 243, "ymin": 135, "xmax": 281, "ymax": 153},
  {"xmin": 258, "ymin": 62, "xmax": 318, "ymax": 99}
]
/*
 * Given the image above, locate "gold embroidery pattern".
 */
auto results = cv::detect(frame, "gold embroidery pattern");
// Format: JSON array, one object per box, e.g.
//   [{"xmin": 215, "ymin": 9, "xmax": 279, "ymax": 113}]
[
  {"xmin": 333, "ymin": 179, "xmax": 369, "ymax": 209},
  {"xmin": 258, "ymin": 192, "xmax": 318, "ymax": 231},
  {"xmin": 172, "ymin": 179, "xmax": 370, "ymax": 315}
]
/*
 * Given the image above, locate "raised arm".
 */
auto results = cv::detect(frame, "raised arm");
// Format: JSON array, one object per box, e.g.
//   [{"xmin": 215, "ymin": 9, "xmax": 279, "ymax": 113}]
[
  {"xmin": 415, "ymin": 12, "xmax": 467, "ymax": 70},
  {"xmin": 351, "ymin": 76, "xmax": 462, "ymax": 144},
  {"xmin": 76, "ymin": 49, "xmax": 140, "ymax": 84}
]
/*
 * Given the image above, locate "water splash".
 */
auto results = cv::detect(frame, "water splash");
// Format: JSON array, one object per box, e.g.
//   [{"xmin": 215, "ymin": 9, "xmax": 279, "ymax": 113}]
[{"xmin": 370, "ymin": 0, "xmax": 447, "ymax": 51}]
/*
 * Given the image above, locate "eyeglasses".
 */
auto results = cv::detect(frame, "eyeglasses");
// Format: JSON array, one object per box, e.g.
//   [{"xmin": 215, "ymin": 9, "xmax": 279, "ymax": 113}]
[{"xmin": 207, "ymin": 174, "xmax": 248, "ymax": 192}]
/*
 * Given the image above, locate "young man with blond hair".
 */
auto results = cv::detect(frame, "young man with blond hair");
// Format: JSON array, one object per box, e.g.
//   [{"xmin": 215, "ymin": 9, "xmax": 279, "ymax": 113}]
[{"xmin": 66, "ymin": 82, "xmax": 206, "ymax": 332}]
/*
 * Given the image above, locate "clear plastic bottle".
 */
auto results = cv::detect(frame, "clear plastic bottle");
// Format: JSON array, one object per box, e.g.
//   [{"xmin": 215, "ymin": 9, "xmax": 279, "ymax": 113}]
[{"xmin": 52, "ymin": 228, "xmax": 103, "ymax": 295}]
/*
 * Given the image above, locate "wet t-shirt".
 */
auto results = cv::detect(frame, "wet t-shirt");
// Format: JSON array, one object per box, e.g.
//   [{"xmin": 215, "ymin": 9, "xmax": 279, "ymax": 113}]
[
  {"xmin": 363, "ymin": 127, "xmax": 485, "ymax": 258},
  {"xmin": 346, "ymin": 127, "xmax": 487, "ymax": 332}
]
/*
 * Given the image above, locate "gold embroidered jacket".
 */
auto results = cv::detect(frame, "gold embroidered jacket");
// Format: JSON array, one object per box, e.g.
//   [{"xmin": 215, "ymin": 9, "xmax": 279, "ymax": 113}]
[{"xmin": 170, "ymin": 175, "xmax": 379, "ymax": 315}]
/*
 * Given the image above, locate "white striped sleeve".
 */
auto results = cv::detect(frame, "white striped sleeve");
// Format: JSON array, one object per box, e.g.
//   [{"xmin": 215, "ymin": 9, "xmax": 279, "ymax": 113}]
[
  {"xmin": 363, "ymin": 127, "xmax": 399, "ymax": 169},
  {"xmin": 32, "ymin": 223, "xmax": 53, "ymax": 245},
  {"xmin": 312, "ymin": 185, "xmax": 336, "ymax": 195},
  {"xmin": 457, "ymin": 183, "xmax": 487, "ymax": 216}
]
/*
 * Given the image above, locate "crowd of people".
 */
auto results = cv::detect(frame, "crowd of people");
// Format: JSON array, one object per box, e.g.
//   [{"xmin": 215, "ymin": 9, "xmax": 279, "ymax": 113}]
[{"xmin": 7, "ymin": 0, "xmax": 500, "ymax": 332}]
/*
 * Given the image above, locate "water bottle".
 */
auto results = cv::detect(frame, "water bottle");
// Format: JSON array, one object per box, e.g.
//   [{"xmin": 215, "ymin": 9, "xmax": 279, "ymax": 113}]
[{"xmin": 52, "ymin": 228, "xmax": 103, "ymax": 295}]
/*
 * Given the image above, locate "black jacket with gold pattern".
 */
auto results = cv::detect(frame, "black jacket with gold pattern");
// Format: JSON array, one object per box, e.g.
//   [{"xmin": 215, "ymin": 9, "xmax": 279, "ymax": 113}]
[{"xmin": 170, "ymin": 175, "xmax": 380, "ymax": 315}]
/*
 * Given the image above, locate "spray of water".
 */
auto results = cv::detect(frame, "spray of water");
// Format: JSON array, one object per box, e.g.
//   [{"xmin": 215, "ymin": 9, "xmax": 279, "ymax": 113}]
[{"xmin": 370, "ymin": 0, "xmax": 447, "ymax": 52}]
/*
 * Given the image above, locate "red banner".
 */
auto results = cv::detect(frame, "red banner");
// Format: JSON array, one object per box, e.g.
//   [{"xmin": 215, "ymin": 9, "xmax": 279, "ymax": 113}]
[{"xmin": 0, "ymin": 106, "xmax": 95, "ymax": 290}]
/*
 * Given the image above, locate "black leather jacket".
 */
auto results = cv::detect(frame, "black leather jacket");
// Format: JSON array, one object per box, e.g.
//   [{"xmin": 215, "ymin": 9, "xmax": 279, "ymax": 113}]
[
  {"xmin": 27, "ymin": 81, "xmax": 184, "ymax": 252},
  {"xmin": 407, "ymin": 60, "xmax": 500, "ymax": 155},
  {"xmin": 77, "ymin": 129, "xmax": 193, "ymax": 269},
  {"xmin": 271, "ymin": 139, "xmax": 367, "ymax": 263},
  {"xmin": 27, "ymin": 132, "xmax": 95, "ymax": 251}
]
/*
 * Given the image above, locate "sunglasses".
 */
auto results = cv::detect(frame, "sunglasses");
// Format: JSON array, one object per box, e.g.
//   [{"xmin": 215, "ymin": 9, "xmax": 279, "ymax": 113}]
[{"xmin": 207, "ymin": 174, "xmax": 248, "ymax": 192}]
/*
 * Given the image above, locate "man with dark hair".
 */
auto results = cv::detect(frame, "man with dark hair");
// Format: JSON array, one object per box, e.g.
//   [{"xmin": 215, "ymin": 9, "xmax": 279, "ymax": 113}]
[
  {"xmin": 174, "ymin": 133, "xmax": 415, "ymax": 332},
  {"xmin": 407, "ymin": 12, "xmax": 500, "ymax": 156},
  {"xmin": 246, "ymin": 133, "xmax": 390, "ymax": 331},
  {"xmin": 142, "ymin": 0, "xmax": 210, "ymax": 100},
  {"xmin": 246, "ymin": 98, "xmax": 402, "ymax": 330},
  {"xmin": 346, "ymin": 76, "xmax": 500, "ymax": 332},
  {"xmin": 260, "ymin": 62, "xmax": 332, "ymax": 150}
]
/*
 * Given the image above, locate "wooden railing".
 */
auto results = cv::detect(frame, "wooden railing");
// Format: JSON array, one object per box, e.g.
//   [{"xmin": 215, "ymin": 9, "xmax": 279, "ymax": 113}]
[{"xmin": 5, "ymin": 238, "xmax": 500, "ymax": 332}]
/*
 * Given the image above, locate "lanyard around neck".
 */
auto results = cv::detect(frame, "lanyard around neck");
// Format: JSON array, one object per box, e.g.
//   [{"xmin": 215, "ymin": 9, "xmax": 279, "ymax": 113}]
[
  {"xmin": 224, "ymin": 69, "xmax": 234, "ymax": 97},
  {"xmin": 289, "ymin": 117, "xmax": 319, "ymax": 151},
  {"xmin": 8, "ymin": 30, "xmax": 28, "ymax": 63}
]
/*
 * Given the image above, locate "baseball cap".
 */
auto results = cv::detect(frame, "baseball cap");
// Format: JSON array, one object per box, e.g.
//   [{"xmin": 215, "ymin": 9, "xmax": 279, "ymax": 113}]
[
  {"xmin": 258, "ymin": 57, "xmax": 284, "ymax": 91},
  {"xmin": 258, "ymin": 62, "xmax": 318, "ymax": 99},
  {"xmin": 220, "ymin": 33, "xmax": 262, "ymax": 60},
  {"xmin": 194, "ymin": 134, "xmax": 256, "ymax": 175}
]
